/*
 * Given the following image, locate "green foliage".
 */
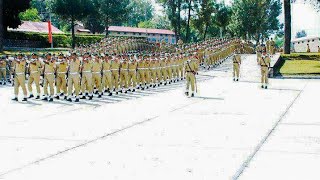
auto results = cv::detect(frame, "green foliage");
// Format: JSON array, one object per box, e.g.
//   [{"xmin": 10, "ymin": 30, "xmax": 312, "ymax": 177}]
[
  {"xmin": 19, "ymin": 8, "xmax": 41, "ymax": 22},
  {"xmin": 213, "ymin": 2, "xmax": 232, "ymax": 37},
  {"xmin": 3, "ymin": 0, "xmax": 31, "ymax": 30},
  {"xmin": 83, "ymin": 0, "xmax": 105, "ymax": 34},
  {"xmin": 127, "ymin": 0, "xmax": 154, "ymax": 27},
  {"xmin": 295, "ymin": 30, "xmax": 307, "ymax": 38}
]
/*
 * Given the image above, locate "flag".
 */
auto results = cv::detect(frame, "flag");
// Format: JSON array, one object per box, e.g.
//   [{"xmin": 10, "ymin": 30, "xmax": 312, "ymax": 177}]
[{"xmin": 48, "ymin": 21, "xmax": 52, "ymax": 44}]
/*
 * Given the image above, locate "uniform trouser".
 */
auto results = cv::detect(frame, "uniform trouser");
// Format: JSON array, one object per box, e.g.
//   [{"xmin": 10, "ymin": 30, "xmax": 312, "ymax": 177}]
[
  {"xmin": 161, "ymin": 68, "xmax": 168, "ymax": 82},
  {"xmin": 120, "ymin": 71, "xmax": 128, "ymax": 89},
  {"xmin": 68, "ymin": 74, "xmax": 80, "ymax": 97},
  {"xmin": 14, "ymin": 75, "xmax": 27, "ymax": 97},
  {"xmin": 81, "ymin": 73, "xmax": 93, "ymax": 94},
  {"xmin": 257, "ymin": 53, "xmax": 261, "ymax": 62},
  {"xmin": 92, "ymin": 73, "xmax": 102, "ymax": 93},
  {"xmin": 145, "ymin": 70, "xmax": 151, "ymax": 84},
  {"xmin": 179, "ymin": 66, "xmax": 184, "ymax": 78},
  {"xmin": 0, "ymin": 69, "xmax": 6, "ymax": 82},
  {"xmin": 44, "ymin": 74, "xmax": 55, "ymax": 97},
  {"xmin": 138, "ymin": 70, "xmax": 145, "ymax": 85},
  {"xmin": 261, "ymin": 66, "xmax": 269, "ymax": 84},
  {"xmin": 111, "ymin": 71, "xmax": 119, "ymax": 90},
  {"xmin": 156, "ymin": 69, "xmax": 162, "ymax": 82},
  {"xmin": 102, "ymin": 71, "xmax": 112, "ymax": 90},
  {"xmin": 28, "ymin": 73, "xmax": 41, "ymax": 95},
  {"xmin": 128, "ymin": 71, "xmax": 137, "ymax": 88},
  {"xmin": 185, "ymin": 72, "xmax": 196, "ymax": 93},
  {"xmin": 56, "ymin": 74, "xmax": 67, "ymax": 95},
  {"xmin": 151, "ymin": 70, "xmax": 157, "ymax": 84},
  {"xmin": 168, "ymin": 68, "xmax": 172, "ymax": 80},
  {"xmin": 233, "ymin": 64, "xmax": 240, "ymax": 78},
  {"xmin": 172, "ymin": 67, "xmax": 177, "ymax": 79}
]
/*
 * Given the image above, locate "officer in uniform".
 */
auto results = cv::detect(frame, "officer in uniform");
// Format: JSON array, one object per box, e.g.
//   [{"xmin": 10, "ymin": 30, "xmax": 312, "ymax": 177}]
[
  {"xmin": 92, "ymin": 54, "xmax": 103, "ymax": 98},
  {"xmin": 12, "ymin": 53, "xmax": 28, "ymax": 101},
  {"xmin": 42, "ymin": 53, "xmax": 56, "ymax": 102},
  {"xmin": 256, "ymin": 43, "xmax": 262, "ymax": 63},
  {"xmin": 137, "ymin": 54, "xmax": 146, "ymax": 90},
  {"xmin": 55, "ymin": 53, "xmax": 68, "ymax": 99},
  {"xmin": 27, "ymin": 53, "xmax": 42, "ymax": 99},
  {"xmin": 111, "ymin": 55, "xmax": 120, "ymax": 93},
  {"xmin": 270, "ymin": 38, "xmax": 275, "ymax": 55},
  {"xmin": 67, "ymin": 53, "xmax": 81, "ymax": 102},
  {"xmin": 266, "ymin": 38, "xmax": 270, "ymax": 54},
  {"xmin": 119, "ymin": 55, "xmax": 129, "ymax": 93},
  {"xmin": 80, "ymin": 53, "xmax": 93, "ymax": 99},
  {"xmin": 102, "ymin": 54, "xmax": 113, "ymax": 96},
  {"xmin": 0, "ymin": 56, "xmax": 7, "ymax": 85},
  {"xmin": 184, "ymin": 53, "xmax": 198, "ymax": 97},
  {"xmin": 128, "ymin": 54, "xmax": 138, "ymax": 91},
  {"xmin": 233, "ymin": 49, "xmax": 241, "ymax": 81},
  {"xmin": 259, "ymin": 51, "xmax": 271, "ymax": 89}
]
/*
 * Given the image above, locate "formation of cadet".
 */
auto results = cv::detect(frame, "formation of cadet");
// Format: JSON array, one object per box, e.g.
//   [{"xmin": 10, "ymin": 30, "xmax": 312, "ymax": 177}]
[{"xmin": 0, "ymin": 36, "xmax": 255, "ymax": 102}]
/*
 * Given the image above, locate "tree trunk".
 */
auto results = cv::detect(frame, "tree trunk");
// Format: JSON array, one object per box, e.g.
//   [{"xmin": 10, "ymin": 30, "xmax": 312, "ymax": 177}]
[
  {"xmin": 105, "ymin": 16, "xmax": 109, "ymax": 37},
  {"xmin": 0, "ymin": 0, "xmax": 3, "ymax": 52},
  {"xmin": 186, "ymin": 0, "xmax": 192, "ymax": 43},
  {"xmin": 219, "ymin": 27, "xmax": 223, "ymax": 38},
  {"xmin": 177, "ymin": 0, "xmax": 181, "ymax": 41},
  {"xmin": 71, "ymin": 18, "xmax": 75, "ymax": 49},
  {"xmin": 284, "ymin": 0, "xmax": 291, "ymax": 54},
  {"xmin": 203, "ymin": 23, "xmax": 209, "ymax": 40},
  {"xmin": 170, "ymin": 0, "xmax": 178, "ymax": 42}
]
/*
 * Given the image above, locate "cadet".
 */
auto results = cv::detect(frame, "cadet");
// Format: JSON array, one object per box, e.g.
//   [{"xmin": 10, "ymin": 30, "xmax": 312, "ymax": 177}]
[
  {"xmin": 80, "ymin": 53, "xmax": 93, "ymax": 99},
  {"xmin": 184, "ymin": 53, "xmax": 198, "ymax": 97},
  {"xmin": 318, "ymin": 46, "xmax": 320, "ymax": 53},
  {"xmin": 12, "ymin": 54, "xmax": 28, "ymax": 101},
  {"xmin": 0, "ymin": 56, "xmax": 7, "ymax": 85},
  {"xmin": 27, "ymin": 53, "xmax": 42, "ymax": 99},
  {"xmin": 259, "ymin": 52, "xmax": 271, "ymax": 89},
  {"xmin": 111, "ymin": 55, "xmax": 120, "ymax": 93},
  {"xmin": 270, "ymin": 38, "xmax": 275, "ymax": 55},
  {"xmin": 55, "ymin": 53, "xmax": 68, "ymax": 99},
  {"xmin": 137, "ymin": 54, "xmax": 146, "ymax": 90},
  {"xmin": 67, "ymin": 53, "xmax": 81, "ymax": 102},
  {"xmin": 128, "ymin": 54, "xmax": 138, "ymax": 91},
  {"xmin": 256, "ymin": 43, "xmax": 262, "ymax": 63},
  {"xmin": 233, "ymin": 49, "xmax": 241, "ymax": 81},
  {"xmin": 92, "ymin": 54, "xmax": 102, "ymax": 98},
  {"xmin": 119, "ymin": 55, "xmax": 129, "ymax": 93},
  {"xmin": 42, "ymin": 53, "xmax": 56, "ymax": 102},
  {"xmin": 150, "ymin": 55, "xmax": 158, "ymax": 87},
  {"xmin": 102, "ymin": 54, "xmax": 113, "ymax": 96}
]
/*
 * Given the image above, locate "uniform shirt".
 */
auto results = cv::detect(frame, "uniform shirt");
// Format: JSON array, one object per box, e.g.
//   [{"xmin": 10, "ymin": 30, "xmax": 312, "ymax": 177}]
[
  {"xmin": 111, "ymin": 60, "xmax": 120, "ymax": 71},
  {"xmin": 137, "ymin": 60, "xmax": 145, "ymax": 69},
  {"xmin": 69, "ymin": 59, "xmax": 80, "ymax": 73},
  {"xmin": 82, "ymin": 61, "xmax": 92, "ymax": 72},
  {"xmin": 233, "ymin": 55, "xmax": 241, "ymax": 64},
  {"xmin": 29, "ymin": 60, "xmax": 41, "ymax": 73},
  {"xmin": 14, "ymin": 60, "xmax": 26, "ymax": 74},
  {"xmin": 128, "ymin": 61, "xmax": 137, "ymax": 71},
  {"xmin": 102, "ymin": 61, "xmax": 111, "ymax": 71},
  {"xmin": 0, "ymin": 60, "xmax": 7, "ymax": 69},
  {"xmin": 259, "ymin": 56, "xmax": 271, "ymax": 67},
  {"xmin": 56, "ymin": 61, "xmax": 67, "ymax": 73},
  {"xmin": 184, "ymin": 59, "xmax": 198, "ymax": 73},
  {"xmin": 92, "ymin": 60, "xmax": 102, "ymax": 73},
  {"xmin": 120, "ymin": 61, "xmax": 129, "ymax": 70},
  {"xmin": 44, "ymin": 61, "xmax": 55, "ymax": 74}
]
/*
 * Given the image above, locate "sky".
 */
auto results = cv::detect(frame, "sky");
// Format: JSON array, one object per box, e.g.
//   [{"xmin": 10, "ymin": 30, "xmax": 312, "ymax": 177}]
[{"xmin": 151, "ymin": 0, "xmax": 320, "ymax": 38}]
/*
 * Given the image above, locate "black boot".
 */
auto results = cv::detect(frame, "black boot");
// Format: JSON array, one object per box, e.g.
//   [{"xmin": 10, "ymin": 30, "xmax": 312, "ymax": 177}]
[
  {"xmin": 36, "ymin": 96, "xmax": 40, "ymax": 99},
  {"xmin": 132, "ymin": 89, "xmax": 135, "ymax": 92},
  {"xmin": 55, "ymin": 96, "xmax": 60, "ymax": 100},
  {"xmin": 108, "ymin": 92, "xmax": 112, "ymax": 96},
  {"xmin": 185, "ymin": 92, "xmax": 189, "ymax": 96},
  {"xmin": 42, "ymin": 97, "xmax": 48, "ymax": 101},
  {"xmin": 191, "ymin": 93, "xmax": 195, "ymax": 97},
  {"xmin": 89, "ymin": 95, "xmax": 93, "ymax": 100},
  {"xmin": 22, "ymin": 98, "xmax": 28, "ymax": 102},
  {"xmin": 12, "ymin": 97, "xmax": 18, "ymax": 101},
  {"xmin": 80, "ymin": 96, "xmax": 86, "ymax": 99},
  {"xmin": 98, "ymin": 94, "xmax": 102, "ymax": 98},
  {"xmin": 67, "ymin": 98, "xmax": 72, "ymax": 102},
  {"xmin": 75, "ymin": 98, "xmax": 79, "ymax": 102},
  {"xmin": 49, "ymin": 98, "xmax": 53, "ymax": 102},
  {"xmin": 29, "ymin": 94, "xmax": 34, "ymax": 98}
]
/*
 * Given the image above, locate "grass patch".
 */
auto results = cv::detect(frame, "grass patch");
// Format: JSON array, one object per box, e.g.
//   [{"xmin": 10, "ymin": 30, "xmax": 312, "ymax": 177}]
[
  {"xmin": 280, "ymin": 60, "xmax": 320, "ymax": 75},
  {"xmin": 281, "ymin": 53, "xmax": 320, "ymax": 61}
]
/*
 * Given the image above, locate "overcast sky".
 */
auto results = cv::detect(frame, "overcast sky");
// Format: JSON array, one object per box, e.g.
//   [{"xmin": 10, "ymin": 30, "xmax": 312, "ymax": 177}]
[{"xmin": 151, "ymin": 0, "xmax": 320, "ymax": 37}]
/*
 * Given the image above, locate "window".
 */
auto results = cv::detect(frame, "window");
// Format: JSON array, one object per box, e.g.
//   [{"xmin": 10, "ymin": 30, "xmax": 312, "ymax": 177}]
[
  {"xmin": 124, "ymin": 32, "xmax": 127, "ymax": 35},
  {"xmin": 133, "ymin": 33, "xmax": 136, "ymax": 35},
  {"xmin": 312, "ymin": 39, "xmax": 315, "ymax": 42},
  {"xmin": 302, "ymin": 41, "xmax": 304, "ymax": 43},
  {"xmin": 139, "ymin": 33, "xmax": 142, "ymax": 35},
  {"xmin": 308, "ymin": 40, "xmax": 310, "ymax": 42},
  {"xmin": 293, "ymin": 43, "xmax": 295, "ymax": 45},
  {"xmin": 165, "ymin": 34, "xmax": 168, "ymax": 37},
  {"xmin": 298, "ymin": 42, "xmax": 300, "ymax": 44},
  {"xmin": 117, "ymin": 32, "xmax": 120, "ymax": 34}
]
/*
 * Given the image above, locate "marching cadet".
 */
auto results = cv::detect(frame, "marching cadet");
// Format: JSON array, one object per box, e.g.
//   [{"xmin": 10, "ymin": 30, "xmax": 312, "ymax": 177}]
[
  {"xmin": 42, "ymin": 53, "xmax": 56, "ymax": 102},
  {"xmin": 80, "ymin": 53, "xmax": 93, "ymax": 100},
  {"xmin": 178, "ymin": 53, "xmax": 184, "ymax": 80},
  {"xmin": 111, "ymin": 55, "xmax": 120, "ymax": 93},
  {"xmin": 233, "ymin": 49, "xmax": 241, "ymax": 81},
  {"xmin": 150, "ymin": 55, "xmax": 158, "ymax": 87},
  {"xmin": 128, "ymin": 54, "xmax": 138, "ymax": 91},
  {"xmin": 12, "ymin": 54, "xmax": 28, "ymax": 101},
  {"xmin": 155, "ymin": 55, "xmax": 162, "ymax": 86},
  {"xmin": 259, "ymin": 52, "xmax": 271, "ymax": 89},
  {"xmin": 102, "ymin": 54, "xmax": 113, "ymax": 96},
  {"xmin": 184, "ymin": 53, "xmax": 198, "ymax": 97},
  {"xmin": 160, "ymin": 54, "xmax": 168, "ymax": 85},
  {"xmin": 119, "ymin": 55, "xmax": 129, "ymax": 93},
  {"xmin": 55, "ymin": 53, "xmax": 68, "ymax": 99},
  {"xmin": 266, "ymin": 38, "xmax": 270, "ymax": 55},
  {"xmin": 256, "ymin": 42, "xmax": 262, "ymax": 63},
  {"xmin": 137, "ymin": 54, "xmax": 146, "ymax": 90},
  {"xmin": 67, "ymin": 53, "xmax": 81, "ymax": 102},
  {"xmin": 144, "ymin": 56, "xmax": 151, "ymax": 88},
  {"xmin": 0, "ymin": 56, "xmax": 7, "ymax": 85},
  {"xmin": 27, "ymin": 53, "xmax": 42, "ymax": 99},
  {"xmin": 270, "ymin": 38, "xmax": 275, "ymax": 55},
  {"xmin": 92, "ymin": 54, "xmax": 103, "ymax": 98}
]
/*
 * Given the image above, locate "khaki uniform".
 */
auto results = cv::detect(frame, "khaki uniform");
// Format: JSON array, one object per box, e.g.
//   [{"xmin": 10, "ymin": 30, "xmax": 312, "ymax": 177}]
[
  {"xmin": 160, "ymin": 60, "xmax": 168, "ymax": 84},
  {"xmin": 0, "ymin": 60, "xmax": 7, "ymax": 84},
  {"xmin": 111, "ymin": 60, "xmax": 120, "ymax": 91},
  {"xmin": 128, "ymin": 60, "xmax": 138, "ymax": 90},
  {"xmin": 270, "ymin": 40, "xmax": 275, "ymax": 55},
  {"xmin": 27, "ymin": 60, "xmax": 42, "ymax": 96},
  {"xmin": 185, "ymin": 58, "xmax": 198, "ymax": 95},
  {"xmin": 68, "ymin": 59, "xmax": 81, "ymax": 99},
  {"xmin": 81, "ymin": 61, "xmax": 93, "ymax": 95},
  {"xmin": 120, "ymin": 61, "xmax": 129, "ymax": 91},
  {"xmin": 92, "ymin": 60, "xmax": 102, "ymax": 95},
  {"xmin": 13, "ymin": 60, "xmax": 28, "ymax": 98},
  {"xmin": 150, "ymin": 60, "xmax": 157, "ymax": 86},
  {"xmin": 43, "ymin": 61, "xmax": 56, "ymax": 98},
  {"xmin": 233, "ymin": 54, "xmax": 241, "ymax": 81},
  {"xmin": 56, "ymin": 61, "xmax": 68, "ymax": 96},
  {"xmin": 137, "ymin": 60, "xmax": 146, "ymax": 88},
  {"xmin": 266, "ymin": 40, "xmax": 270, "ymax": 54},
  {"xmin": 259, "ymin": 55, "xmax": 271, "ymax": 88},
  {"xmin": 102, "ymin": 60, "xmax": 112, "ymax": 93},
  {"xmin": 144, "ymin": 60, "xmax": 151, "ymax": 86}
]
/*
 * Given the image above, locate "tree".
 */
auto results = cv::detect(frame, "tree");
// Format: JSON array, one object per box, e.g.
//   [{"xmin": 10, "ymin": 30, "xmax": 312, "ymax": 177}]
[
  {"xmin": 53, "ymin": 0, "xmax": 93, "ymax": 48},
  {"xmin": 0, "ymin": 0, "xmax": 3, "ymax": 52},
  {"xmin": 213, "ymin": 2, "xmax": 232, "ymax": 38},
  {"xmin": 3, "ymin": 0, "xmax": 31, "ymax": 31},
  {"xmin": 283, "ymin": 0, "xmax": 291, "ymax": 54},
  {"xmin": 19, "ymin": 8, "xmax": 41, "ymax": 22},
  {"xmin": 127, "ymin": 0, "xmax": 154, "ymax": 27},
  {"xmin": 295, "ymin": 30, "xmax": 307, "ymax": 38},
  {"xmin": 99, "ymin": 0, "xmax": 129, "ymax": 36},
  {"xmin": 83, "ymin": 0, "xmax": 104, "ymax": 34},
  {"xmin": 193, "ymin": 0, "xmax": 215, "ymax": 40}
]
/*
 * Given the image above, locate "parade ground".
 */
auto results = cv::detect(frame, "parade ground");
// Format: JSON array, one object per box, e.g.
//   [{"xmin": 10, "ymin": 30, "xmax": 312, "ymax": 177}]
[{"xmin": 0, "ymin": 54, "xmax": 319, "ymax": 180}]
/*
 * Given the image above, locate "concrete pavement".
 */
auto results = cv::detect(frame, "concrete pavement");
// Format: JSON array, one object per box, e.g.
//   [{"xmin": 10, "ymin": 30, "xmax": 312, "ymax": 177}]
[{"xmin": 0, "ymin": 54, "xmax": 318, "ymax": 180}]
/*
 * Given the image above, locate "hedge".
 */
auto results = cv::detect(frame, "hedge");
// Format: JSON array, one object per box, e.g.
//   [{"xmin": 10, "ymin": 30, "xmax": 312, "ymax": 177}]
[{"xmin": 5, "ymin": 32, "xmax": 105, "ymax": 48}]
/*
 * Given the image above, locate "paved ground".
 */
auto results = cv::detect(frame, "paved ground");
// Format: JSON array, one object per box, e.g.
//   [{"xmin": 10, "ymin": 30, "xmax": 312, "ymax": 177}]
[{"xmin": 0, "ymin": 54, "xmax": 319, "ymax": 180}]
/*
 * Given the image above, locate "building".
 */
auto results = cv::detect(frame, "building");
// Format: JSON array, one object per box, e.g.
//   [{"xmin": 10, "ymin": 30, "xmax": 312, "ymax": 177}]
[
  {"xmin": 292, "ymin": 36, "xmax": 320, "ymax": 52},
  {"xmin": 74, "ymin": 22, "xmax": 91, "ymax": 34},
  {"xmin": 8, "ymin": 21, "xmax": 64, "ymax": 34},
  {"xmin": 108, "ymin": 26, "xmax": 176, "ymax": 44}
]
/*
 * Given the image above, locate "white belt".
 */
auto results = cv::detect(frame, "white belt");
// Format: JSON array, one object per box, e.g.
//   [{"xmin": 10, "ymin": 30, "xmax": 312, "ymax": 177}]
[
  {"xmin": 92, "ymin": 72, "xmax": 101, "ymax": 74},
  {"xmin": 30, "ymin": 71, "xmax": 39, "ymax": 74},
  {"xmin": 69, "ymin": 72, "xmax": 79, "ymax": 75},
  {"xmin": 45, "ymin": 73, "xmax": 54, "ymax": 75},
  {"xmin": 15, "ymin": 72, "xmax": 24, "ymax": 75},
  {"xmin": 111, "ymin": 69, "xmax": 118, "ymax": 71},
  {"xmin": 82, "ymin": 71, "xmax": 92, "ymax": 73},
  {"xmin": 57, "ymin": 72, "xmax": 67, "ymax": 74},
  {"xmin": 120, "ymin": 69, "xmax": 128, "ymax": 71},
  {"xmin": 103, "ymin": 70, "xmax": 111, "ymax": 72},
  {"xmin": 128, "ymin": 69, "xmax": 136, "ymax": 71},
  {"xmin": 0, "ymin": 68, "xmax": 5, "ymax": 70},
  {"xmin": 150, "ymin": 68, "xmax": 156, "ymax": 70},
  {"xmin": 138, "ymin": 68, "xmax": 147, "ymax": 70}
]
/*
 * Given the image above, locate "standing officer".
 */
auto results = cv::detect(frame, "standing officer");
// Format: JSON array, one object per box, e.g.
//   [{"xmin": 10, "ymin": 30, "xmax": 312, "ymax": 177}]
[
  {"xmin": 256, "ymin": 43, "xmax": 262, "ymax": 63},
  {"xmin": 12, "ymin": 53, "xmax": 28, "ymax": 101},
  {"xmin": 266, "ymin": 38, "xmax": 271, "ymax": 54},
  {"xmin": 270, "ymin": 38, "xmax": 276, "ymax": 55},
  {"xmin": 102, "ymin": 54, "xmax": 113, "ymax": 96},
  {"xmin": 128, "ymin": 54, "xmax": 138, "ymax": 92},
  {"xmin": 80, "ymin": 53, "xmax": 93, "ymax": 100},
  {"xmin": 137, "ymin": 54, "xmax": 146, "ymax": 90},
  {"xmin": 259, "ymin": 52, "xmax": 271, "ymax": 89},
  {"xmin": 27, "ymin": 53, "xmax": 42, "ymax": 99},
  {"xmin": 184, "ymin": 53, "xmax": 198, "ymax": 97},
  {"xmin": 0, "ymin": 56, "xmax": 7, "ymax": 85},
  {"xmin": 42, "ymin": 53, "xmax": 56, "ymax": 102},
  {"xmin": 111, "ymin": 55, "xmax": 120, "ymax": 94},
  {"xmin": 67, "ymin": 53, "xmax": 81, "ymax": 102},
  {"xmin": 119, "ymin": 55, "xmax": 129, "ymax": 93},
  {"xmin": 233, "ymin": 49, "xmax": 241, "ymax": 81},
  {"xmin": 92, "ymin": 54, "xmax": 103, "ymax": 98},
  {"xmin": 55, "ymin": 53, "xmax": 68, "ymax": 99}
]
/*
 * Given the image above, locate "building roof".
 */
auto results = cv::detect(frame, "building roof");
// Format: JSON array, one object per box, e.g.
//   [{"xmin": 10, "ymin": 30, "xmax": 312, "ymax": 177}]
[
  {"xmin": 76, "ymin": 28, "xmax": 91, "ymax": 33},
  {"xmin": 108, "ymin": 26, "xmax": 175, "ymax": 35},
  {"xmin": 292, "ymin": 36, "xmax": 320, "ymax": 42},
  {"xmin": 8, "ymin": 21, "xmax": 64, "ymax": 34}
]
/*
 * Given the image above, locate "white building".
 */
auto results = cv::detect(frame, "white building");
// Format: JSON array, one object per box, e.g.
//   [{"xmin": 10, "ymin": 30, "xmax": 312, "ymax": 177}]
[
  {"xmin": 292, "ymin": 36, "xmax": 320, "ymax": 52},
  {"xmin": 108, "ymin": 26, "xmax": 176, "ymax": 44}
]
